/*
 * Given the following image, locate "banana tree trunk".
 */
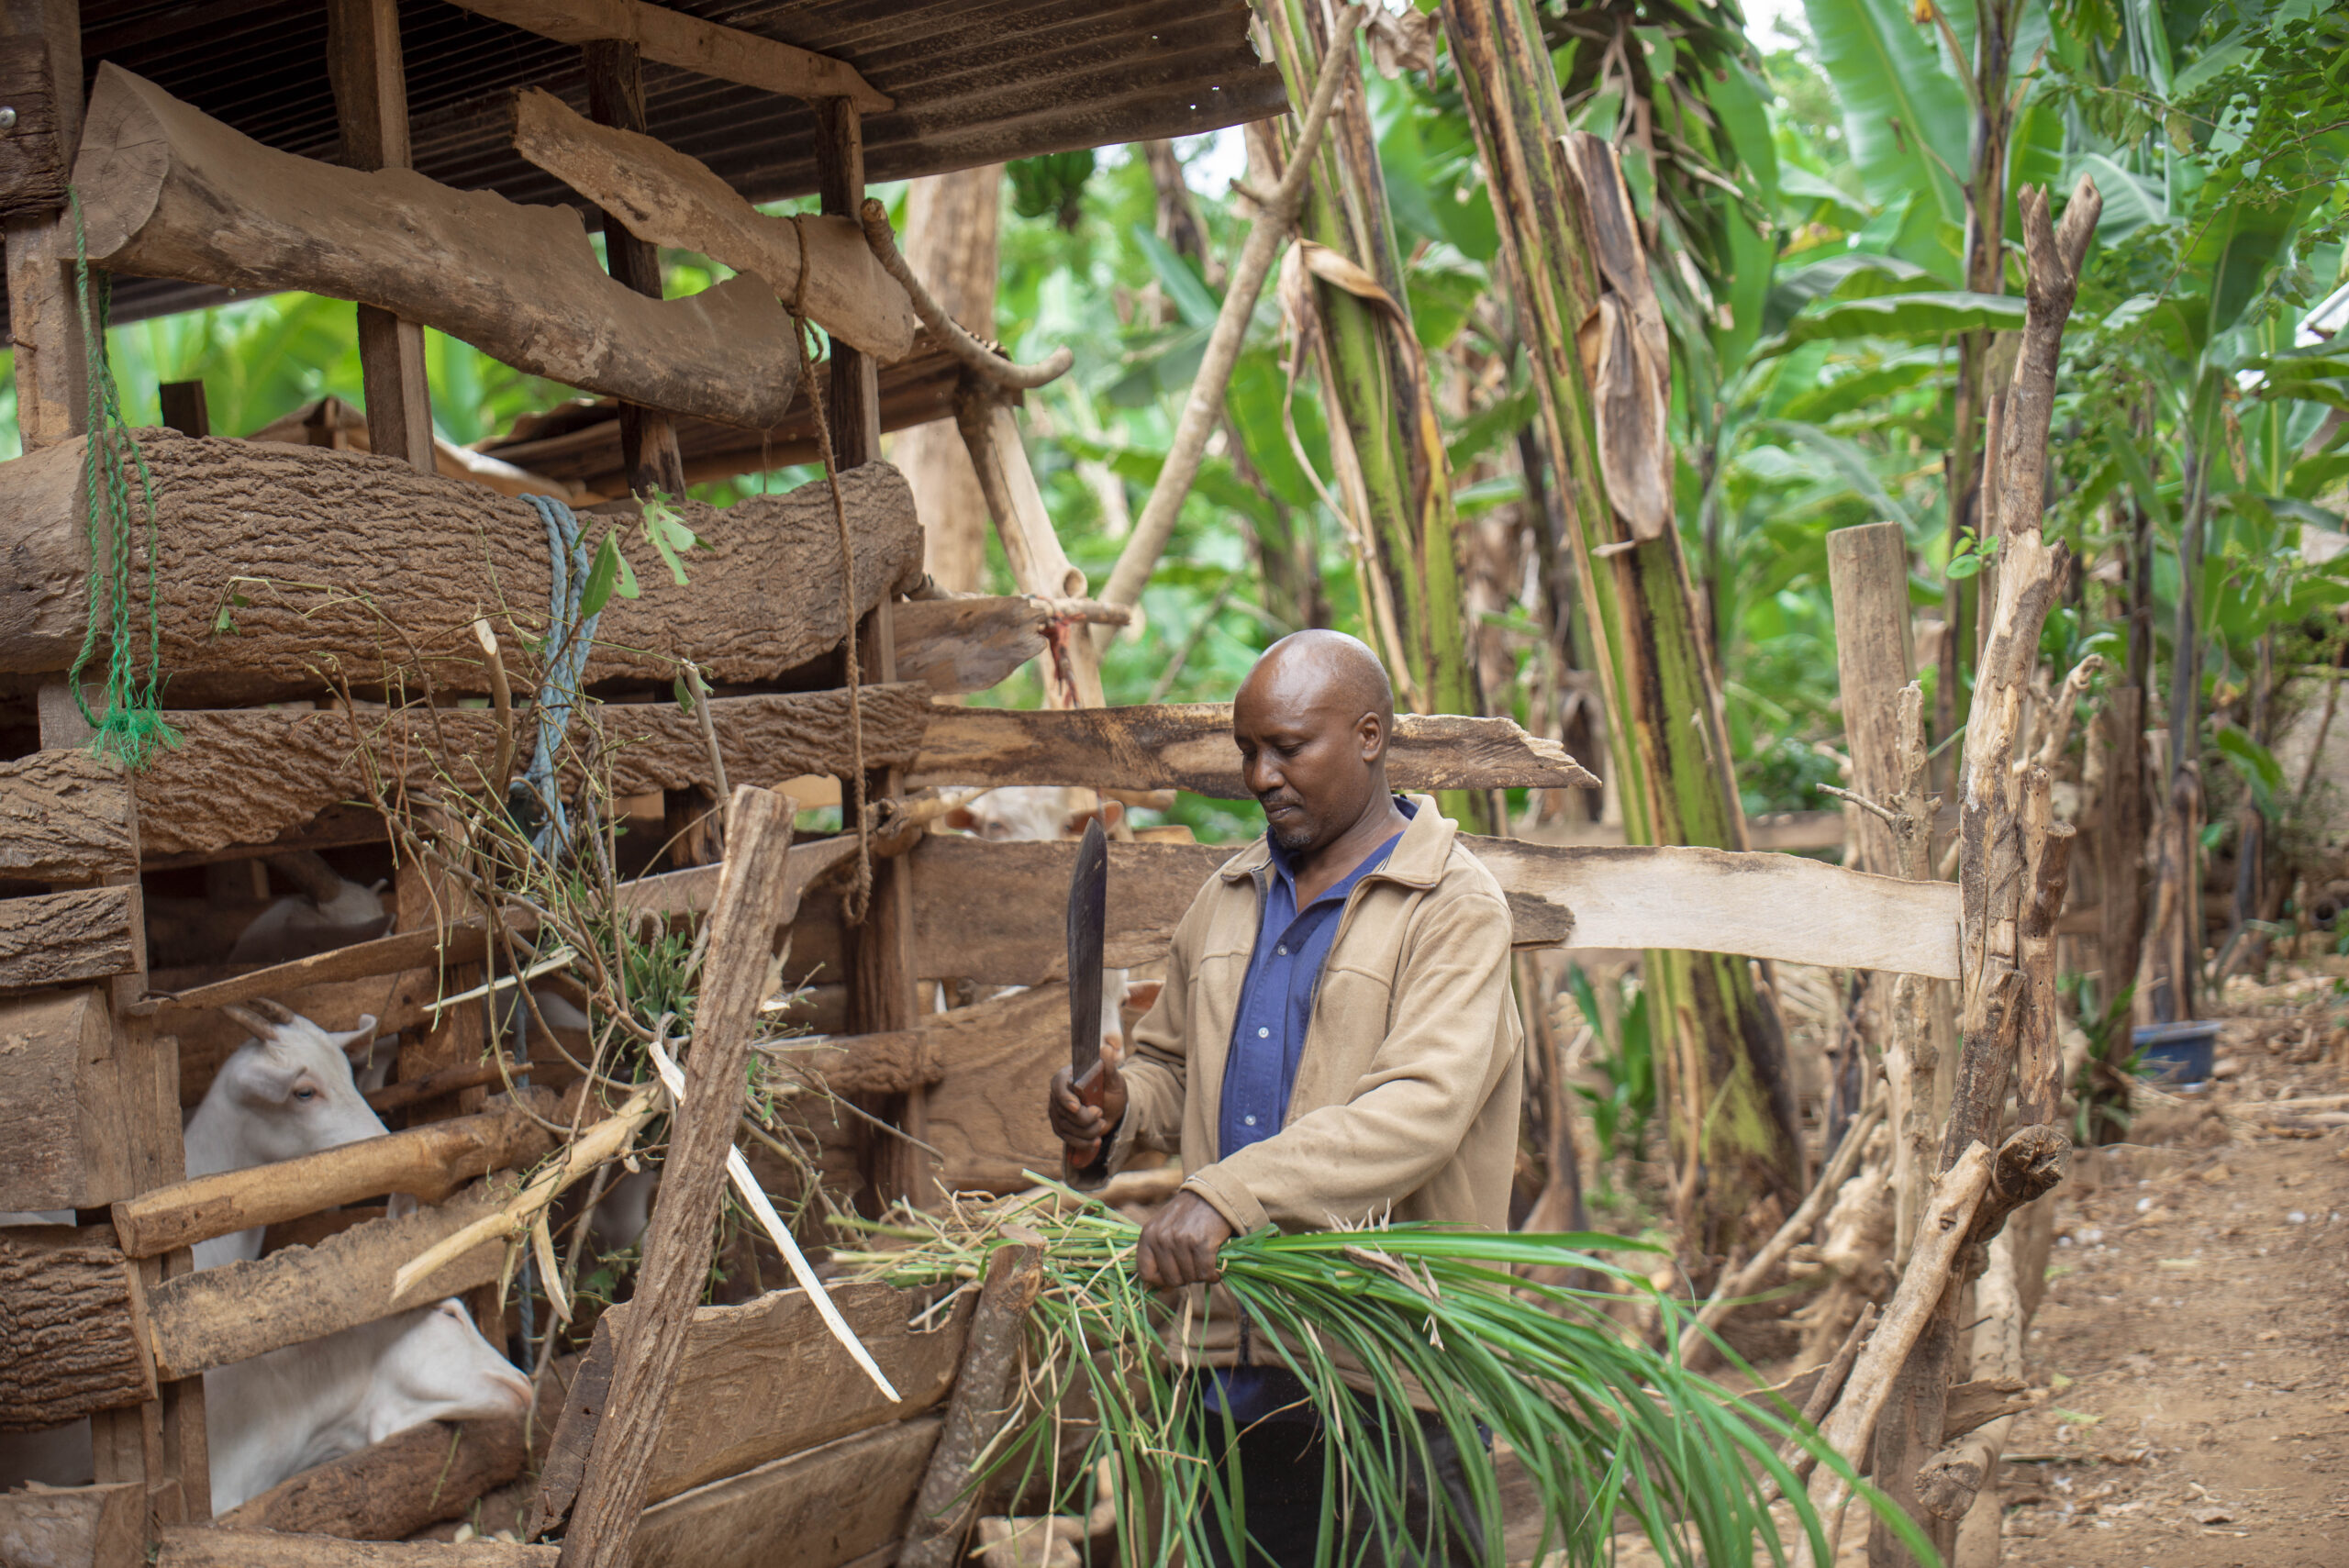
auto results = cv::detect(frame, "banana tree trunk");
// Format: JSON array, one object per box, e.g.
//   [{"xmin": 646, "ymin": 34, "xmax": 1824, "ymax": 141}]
[
  {"xmin": 1441, "ymin": 0, "xmax": 1805, "ymax": 1243},
  {"xmin": 1258, "ymin": 1, "xmax": 1486, "ymax": 828}
]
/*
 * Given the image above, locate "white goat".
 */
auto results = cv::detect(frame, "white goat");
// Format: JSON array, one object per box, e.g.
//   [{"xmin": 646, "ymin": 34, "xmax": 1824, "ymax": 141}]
[
  {"xmin": 227, "ymin": 874, "xmax": 391, "ymax": 966},
  {"xmin": 206, "ymin": 1297, "xmax": 530, "ymax": 1514},
  {"xmin": 185, "ymin": 1000, "xmax": 389, "ymax": 1271}
]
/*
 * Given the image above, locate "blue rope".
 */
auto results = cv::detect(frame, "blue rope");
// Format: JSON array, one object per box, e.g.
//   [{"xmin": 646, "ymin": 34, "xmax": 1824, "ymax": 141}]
[{"xmin": 519, "ymin": 495, "xmax": 604, "ymax": 857}]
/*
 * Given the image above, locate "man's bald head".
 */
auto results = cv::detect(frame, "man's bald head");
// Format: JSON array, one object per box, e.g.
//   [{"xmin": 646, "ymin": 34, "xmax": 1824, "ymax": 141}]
[
  {"xmin": 1237, "ymin": 629, "xmax": 1395, "ymax": 728},
  {"xmin": 1232, "ymin": 631, "xmax": 1399, "ymax": 855}
]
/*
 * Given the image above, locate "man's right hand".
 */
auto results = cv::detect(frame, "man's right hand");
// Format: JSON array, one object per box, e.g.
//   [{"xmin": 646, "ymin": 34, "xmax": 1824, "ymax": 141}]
[{"xmin": 1048, "ymin": 1058, "xmax": 1129, "ymax": 1168}]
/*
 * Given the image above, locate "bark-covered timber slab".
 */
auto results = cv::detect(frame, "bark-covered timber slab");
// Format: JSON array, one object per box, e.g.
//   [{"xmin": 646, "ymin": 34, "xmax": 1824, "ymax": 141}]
[
  {"xmin": 0, "ymin": 886, "xmax": 139, "ymax": 990},
  {"xmin": 130, "ymin": 684, "xmax": 933, "ymax": 859},
  {"xmin": 629, "ymin": 1416, "xmax": 940, "ymax": 1568},
  {"xmin": 906, "ymin": 705, "xmax": 1598, "ymax": 797},
  {"xmin": 141, "ymin": 1179, "xmax": 518, "ymax": 1379},
  {"xmin": 0, "ymin": 987, "xmax": 132, "ymax": 1211},
  {"xmin": 904, "ymin": 834, "xmax": 1962, "ymax": 984},
  {"xmin": 0, "ymin": 1481, "xmax": 143, "ymax": 1568},
  {"xmin": 914, "ymin": 982, "xmax": 1071, "ymax": 1192},
  {"xmin": 0, "ymin": 433, "xmax": 923, "ymax": 705},
  {"xmin": 156, "ymin": 1529, "xmax": 560, "ymax": 1567},
  {"xmin": 0, "ymin": 1222, "xmax": 154, "ymax": 1429},
  {"xmin": 217, "ymin": 1413, "xmax": 528, "ymax": 1540},
  {"xmin": 535, "ymin": 1282, "xmax": 971, "ymax": 1525},
  {"xmin": 71, "ymin": 63, "xmax": 797, "ymax": 428},
  {"xmin": 0, "ymin": 750, "xmax": 137, "ymax": 883}
]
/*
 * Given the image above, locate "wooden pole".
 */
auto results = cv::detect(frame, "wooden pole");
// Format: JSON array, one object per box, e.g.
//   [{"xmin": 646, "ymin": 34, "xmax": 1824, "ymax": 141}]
[
  {"xmin": 1865, "ymin": 178, "xmax": 2100, "ymax": 1568},
  {"xmin": 818, "ymin": 97, "xmax": 926, "ymax": 1208},
  {"xmin": 2, "ymin": 0, "xmax": 84, "ymax": 451},
  {"xmin": 157, "ymin": 379, "xmax": 208, "ymax": 437},
  {"xmin": 1826, "ymin": 528, "xmax": 1945, "ymax": 1269},
  {"xmin": 556, "ymin": 787, "xmax": 796, "ymax": 1568},
  {"xmin": 898, "ymin": 1243, "xmax": 1045, "ymax": 1568},
  {"xmin": 581, "ymin": 39, "xmax": 686, "ymax": 500},
  {"xmin": 327, "ymin": 0, "xmax": 433, "ymax": 473}
]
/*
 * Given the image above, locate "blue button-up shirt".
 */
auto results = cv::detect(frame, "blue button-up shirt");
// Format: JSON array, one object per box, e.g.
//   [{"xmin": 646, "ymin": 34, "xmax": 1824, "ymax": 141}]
[
  {"xmin": 1203, "ymin": 799, "xmax": 1410, "ymax": 1428},
  {"xmin": 1217, "ymin": 798, "xmax": 1411, "ymax": 1159}
]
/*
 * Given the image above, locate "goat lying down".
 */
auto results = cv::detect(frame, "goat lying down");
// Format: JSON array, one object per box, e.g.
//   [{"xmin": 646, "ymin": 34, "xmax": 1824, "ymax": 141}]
[{"xmin": 0, "ymin": 1001, "xmax": 530, "ymax": 1509}]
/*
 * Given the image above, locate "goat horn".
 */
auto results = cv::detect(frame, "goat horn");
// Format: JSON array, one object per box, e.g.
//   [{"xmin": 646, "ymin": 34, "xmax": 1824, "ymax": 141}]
[
  {"xmin": 250, "ymin": 997, "xmax": 298, "ymax": 1025},
  {"xmin": 219, "ymin": 1004, "xmax": 274, "ymax": 1039}
]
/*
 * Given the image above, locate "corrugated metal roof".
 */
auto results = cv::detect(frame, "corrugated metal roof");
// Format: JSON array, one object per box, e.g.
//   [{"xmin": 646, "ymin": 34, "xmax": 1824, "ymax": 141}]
[{"xmin": 64, "ymin": 0, "xmax": 1288, "ymax": 324}]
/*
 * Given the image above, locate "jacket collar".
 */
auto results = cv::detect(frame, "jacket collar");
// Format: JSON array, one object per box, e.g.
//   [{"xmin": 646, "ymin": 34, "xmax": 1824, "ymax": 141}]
[{"xmin": 1219, "ymin": 793, "xmax": 1456, "ymax": 889}]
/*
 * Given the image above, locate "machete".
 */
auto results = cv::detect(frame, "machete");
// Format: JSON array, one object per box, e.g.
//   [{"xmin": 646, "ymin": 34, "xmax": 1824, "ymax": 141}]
[{"xmin": 1064, "ymin": 815, "xmax": 1110, "ymax": 1181}]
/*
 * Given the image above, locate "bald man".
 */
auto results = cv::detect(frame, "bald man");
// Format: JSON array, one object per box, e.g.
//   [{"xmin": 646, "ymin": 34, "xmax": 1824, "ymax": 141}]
[{"xmin": 1048, "ymin": 629, "xmax": 1521, "ymax": 1565}]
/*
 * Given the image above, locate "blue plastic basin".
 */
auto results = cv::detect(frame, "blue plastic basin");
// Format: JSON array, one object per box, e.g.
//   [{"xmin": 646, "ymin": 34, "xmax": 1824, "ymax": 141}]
[{"xmin": 2132, "ymin": 1021, "xmax": 2219, "ymax": 1085}]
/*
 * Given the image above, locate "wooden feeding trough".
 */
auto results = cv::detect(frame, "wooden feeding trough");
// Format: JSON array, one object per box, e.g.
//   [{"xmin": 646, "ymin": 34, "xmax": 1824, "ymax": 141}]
[{"xmin": 0, "ymin": 3, "xmax": 2007, "ymax": 1566}]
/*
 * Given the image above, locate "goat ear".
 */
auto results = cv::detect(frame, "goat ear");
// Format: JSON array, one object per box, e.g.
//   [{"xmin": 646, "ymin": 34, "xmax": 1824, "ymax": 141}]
[
  {"xmin": 331, "ymin": 1014, "xmax": 382, "ymax": 1053},
  {"xmin": 220, "ymin": 1004, "xmax": 276, "ymax": 1040},
  {"xmin": 1123, "ymin": 980, "xmax": 1165, "ymax": 1015},
  {"xmin": 941, "ymin": 806, "xmax": 977, "ymax": 831}
]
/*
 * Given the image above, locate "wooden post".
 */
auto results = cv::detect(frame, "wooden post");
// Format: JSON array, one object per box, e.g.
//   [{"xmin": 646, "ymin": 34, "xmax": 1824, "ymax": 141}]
[
  {"xmin": 1827, "ymin": 527, "xmax": 1946, "ymax": 1273},
  {"xmin": 555, "ymin": 788, "xmax": 796, "ymax": 1568},
  {"xmin": 1863, "ymin": 179, "xmax": 2100, "ymax": 1568},
  {"xmin": 582, "ymin": 39, "xmax": 686, "ymax": 500},
  {"xmin": 327, "ymin": 0, "xmax": 432, "ymax": 473},
  {"xmin": 3, "ymin": 0, "xmax": 83, "ymax": 451},
  {"xmin": 156, "ymin": 379, "xmax": 208, "ymax": 438},
  {"xmin": 898, "ymin": 1243, "xmax": 1045, "ymax": 1568},
  {"xmin": 818, "ymin": 96, "xmax": 926, "ymax": 1207},
  {"xmin": 1827, "ymin": 524, "xmax": 1916, "ymax": 879}
]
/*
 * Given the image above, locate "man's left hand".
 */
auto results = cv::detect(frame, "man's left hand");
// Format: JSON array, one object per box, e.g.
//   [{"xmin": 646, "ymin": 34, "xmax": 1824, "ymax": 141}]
[{"xmin": 1136, "ymin": 1191, "xmax": 1234, "ymax": 1290}]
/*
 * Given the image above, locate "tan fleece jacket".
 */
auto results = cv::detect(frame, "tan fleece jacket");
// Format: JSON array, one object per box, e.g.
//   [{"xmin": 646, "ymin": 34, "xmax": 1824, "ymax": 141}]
[{"xmin": 1108, "ymin": 794, "xmax": 1523, "ymax": 1238}]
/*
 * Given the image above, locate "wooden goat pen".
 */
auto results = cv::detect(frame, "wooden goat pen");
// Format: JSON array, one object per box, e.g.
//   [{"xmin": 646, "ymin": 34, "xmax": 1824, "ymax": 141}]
[{"xmin": 0, "ymin": 4, "xmax": 2078, "ymax": 1566}]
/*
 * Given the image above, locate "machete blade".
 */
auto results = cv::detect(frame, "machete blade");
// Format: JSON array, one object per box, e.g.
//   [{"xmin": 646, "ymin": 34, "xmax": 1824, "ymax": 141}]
[{"xmin": 1066, "ymin": 816, "xmax": 1109, "ymax": 1087}]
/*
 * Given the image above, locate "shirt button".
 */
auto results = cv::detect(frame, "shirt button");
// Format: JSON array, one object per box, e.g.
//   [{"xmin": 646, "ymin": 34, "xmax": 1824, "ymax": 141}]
[
  {"xmin": 1257, "ymin": 1027, "xmax": 1270, "ymax": 1038},
  {"xmin": 1276, "ymin": 945, "xmax": 1287, "ymax": 955},
  {"xmin": 1244, "ymin": 1115, "xmax": 1258, "ymax": 1127}
]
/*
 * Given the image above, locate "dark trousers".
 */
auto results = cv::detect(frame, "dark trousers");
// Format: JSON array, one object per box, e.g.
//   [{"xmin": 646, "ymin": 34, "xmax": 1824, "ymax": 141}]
[{"xmin": 1191, "ymin": 1401, "xmax": 1486, "ymax": 1568}]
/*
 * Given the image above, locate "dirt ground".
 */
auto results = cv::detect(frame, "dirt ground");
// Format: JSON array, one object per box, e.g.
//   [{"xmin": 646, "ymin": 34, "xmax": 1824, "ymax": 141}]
[{"xmin": 1984, "ymin": 961, "xmax": 2349, "ymax": 1567}]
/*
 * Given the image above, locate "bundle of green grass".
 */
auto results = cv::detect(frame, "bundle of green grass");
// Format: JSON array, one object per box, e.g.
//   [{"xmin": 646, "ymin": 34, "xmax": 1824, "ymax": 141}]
[{"xmin": 844, "ymin": 1184, "xmax": 1927, "ymax": 1567}]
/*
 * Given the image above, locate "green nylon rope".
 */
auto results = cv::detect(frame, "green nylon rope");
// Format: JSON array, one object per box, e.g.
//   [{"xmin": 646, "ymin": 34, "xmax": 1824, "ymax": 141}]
[{"xmin": 65, "ymin": 188, "xmax": 177, "ymax": 767}]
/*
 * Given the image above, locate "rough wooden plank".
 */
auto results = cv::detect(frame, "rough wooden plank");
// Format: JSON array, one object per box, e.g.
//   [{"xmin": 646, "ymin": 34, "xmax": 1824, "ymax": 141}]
[
  {"xmin": 0, "ymin": 886, "xmax": 138, "ymax": 990},
  {"xmin": 906, "ymin": 835, "xmax": 1961, "ymax": 984},
  {"xmin": 0, "ymin": 1222, "xmax": 154, "ymax": 1429},
  {"xmin": 156, "ymin": 1529, "xmax": 559, "ymax": 1567},
  {"xmin": 907, "ymin": 705, "xmax": 1598, "ymax": 797},
  {"xmin": 131, "ymin": 684, "xmax": 932, "ymax": 860},
  {"xmin": 0, "ymin": 433, "xmax": 923, "ymax": 704},
  {"xmin": 217, "ymin": 1414, "xmax": 527, "ymax": 1540},
  {"xmin": 629, "ymin": 1417, "xmax": 940, "ymax": 1568},
  {"xmin": 0, "ymin": 749, "xmax": 137, "ymax": 882},
  {"xmin": 0, "ymin": 0, "xmax": 84, "ymax": 450},
  {"xmin": 136, "ymin": 925, "xmax": 495, "ymax": 1017},
  {"xmin": 510, "ymin": 89, "xmax": 915, "ymax": 361},
  {"xmin": 543, "ymin": 1283, "xmax": 974, "ymax": 1512},
  {"xmin": 579, "ymin": 39, "xmax": 685, "ymax": 502},
  {"xmin": 141, "ymin": 1180, "xmax": 518, "ymax": 1379},
  {"xmin": 616, "ymin": 832, "xmax": 857, "ymax": 928},
  {"xmin": 445, "ymin": 0, "xmax": 886, "ymax": 109},
  {"xmin": 760, "ymin": 1030, "xmax": 939, "ymax": 1099},
  {"xmin": 329, "ymin": 0, "xmax": 434, "ymax": 474},
  {"xmin": 113, "ymin": 1095, "xmax": 560, "ymax": 1260},
  {"xmin": 72, "ymin": 63, "xmax": 800, "ymax": 428},
  {"xmin": 915, "ymin": 984, "xmax": 1072, "ymax": 1193},
  {"xmin": 0, "ymin": 1482, "xmax": 143, "ymax": 1568},
  {"xmin": 0, "ymin": 987, "xmax": 131, "ymax": 1210},
  {"xmin": 559, "ymin": 789, "xmax": 796, "ymax": 1568}
]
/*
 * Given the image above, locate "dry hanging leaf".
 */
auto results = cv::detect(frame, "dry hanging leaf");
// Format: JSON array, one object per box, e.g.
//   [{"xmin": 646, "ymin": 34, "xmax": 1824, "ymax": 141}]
[{"xmin": 1364, "ymin": 6, "xmax": 1437, "ymax": 78}]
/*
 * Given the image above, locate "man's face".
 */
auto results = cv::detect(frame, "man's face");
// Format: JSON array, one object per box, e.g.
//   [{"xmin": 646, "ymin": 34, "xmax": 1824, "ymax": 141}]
[{"xmin": 1231, "ymin": 669, "xmax": 1381, "ymax": 855}]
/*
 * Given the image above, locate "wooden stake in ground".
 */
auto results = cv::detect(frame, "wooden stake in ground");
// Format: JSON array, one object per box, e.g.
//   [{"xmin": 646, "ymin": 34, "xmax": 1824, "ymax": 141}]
[
  {"xmin": 555, "ymin": 786, "xmax": 797, "ymax": 1568},
  {"xmin": 897, "ymin": 1243, "xmax": 1046, "ymax": 1568},
  {"xmin": 1865, "ymin": 175, "xmax": 2102, "ymax": 1568}
]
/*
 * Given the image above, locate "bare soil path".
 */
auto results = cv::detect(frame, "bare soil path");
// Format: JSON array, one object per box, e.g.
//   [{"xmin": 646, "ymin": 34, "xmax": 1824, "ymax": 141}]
[{"xmin": 1991, "ymin": 968, "xmax": 2349, "ymax": 1566}]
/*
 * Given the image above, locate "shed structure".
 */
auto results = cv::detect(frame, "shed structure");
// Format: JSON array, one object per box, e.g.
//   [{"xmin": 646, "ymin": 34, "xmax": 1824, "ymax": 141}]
[{"xmin": 0, "ymin": 3, "xmax": 1965, "ymax": 1565}]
